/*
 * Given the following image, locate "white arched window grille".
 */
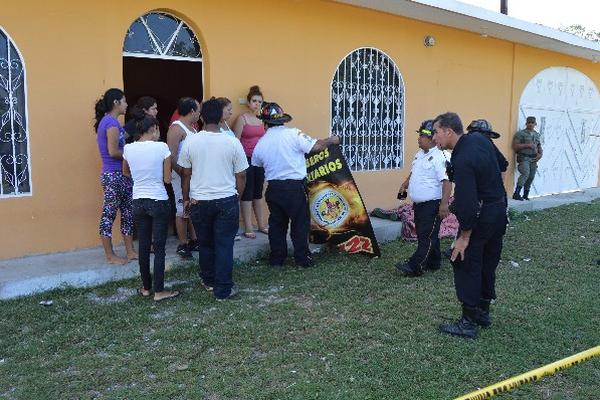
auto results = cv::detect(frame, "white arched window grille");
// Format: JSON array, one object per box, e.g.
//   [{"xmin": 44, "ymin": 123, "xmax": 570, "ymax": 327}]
[
  {"xmin": 0, "ymin": 27, "xmax": 30, "ymax": 197},
  {"xmin": 331, "ymin": 48, "xmax": 405, "ymax": 171},
  {"xmin": 123, "ymin": 12, "xmax": 202, "ymax": 62}
]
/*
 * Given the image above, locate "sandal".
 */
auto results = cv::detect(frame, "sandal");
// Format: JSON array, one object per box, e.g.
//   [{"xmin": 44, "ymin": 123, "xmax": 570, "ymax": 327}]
[
  {"xmin": 257, "ymin": 227, "xmax": 269, "ymax": 235},
  {"xmin": 243, "ymin": 232, "xmax": 256, "ymax": 239},
  {"xmin": 154, "ymin": 290, "xmax": 180, "ymax": 302},
  {"xmin": 137, "ymin": 288, "xmax": 151, "ymax": 298}
]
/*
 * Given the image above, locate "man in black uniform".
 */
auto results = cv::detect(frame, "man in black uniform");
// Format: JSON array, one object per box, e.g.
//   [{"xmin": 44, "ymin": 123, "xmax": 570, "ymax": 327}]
[
  {"xmin": 432, "ymin": 112, "xmax": 507, "ymax": 339},
  {"xmin": 466, "ymin": 119, "xmax": 509, "ymax": 180}
]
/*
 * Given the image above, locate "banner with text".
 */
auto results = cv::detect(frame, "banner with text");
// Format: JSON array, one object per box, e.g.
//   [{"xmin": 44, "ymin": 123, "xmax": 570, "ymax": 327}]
[{"xmin": 306, "ymin": 144, "xmax": 380, "ymax": 257}]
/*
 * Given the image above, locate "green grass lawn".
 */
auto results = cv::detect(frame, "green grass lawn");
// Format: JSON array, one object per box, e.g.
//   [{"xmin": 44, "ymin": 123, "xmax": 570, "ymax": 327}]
[{"xmin": 1, "ymin": 201, "xmax": 599, "ymax": 399}]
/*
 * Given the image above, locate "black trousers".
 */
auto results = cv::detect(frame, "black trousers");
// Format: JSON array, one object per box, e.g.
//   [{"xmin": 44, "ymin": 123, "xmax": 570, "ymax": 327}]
[
  {"xmin": 133, "ymin": 199, "xmax": 170, "ymax": 292},
  {"xmin": 265, "ymin": 179, "xmax": 311, "ymax": 266},
  {"xmin": 408, "ymin": 199, "xmax": 441, "ymax": 271},
  {"xmin": 453, "ymin": 201, "xmax": 507, "ymax": 308}
]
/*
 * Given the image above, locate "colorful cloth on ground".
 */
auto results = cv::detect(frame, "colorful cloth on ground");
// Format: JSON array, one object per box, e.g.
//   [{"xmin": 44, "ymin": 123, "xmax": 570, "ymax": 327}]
[{"xmin": 372, "ymin": 199, "xmax": 459, "ymax": 241}]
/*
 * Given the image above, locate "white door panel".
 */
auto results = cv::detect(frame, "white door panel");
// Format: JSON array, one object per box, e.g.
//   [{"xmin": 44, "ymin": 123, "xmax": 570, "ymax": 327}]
[{"xmin": 517, "ymin": 67, "xmax": 600, "ymax": 196}]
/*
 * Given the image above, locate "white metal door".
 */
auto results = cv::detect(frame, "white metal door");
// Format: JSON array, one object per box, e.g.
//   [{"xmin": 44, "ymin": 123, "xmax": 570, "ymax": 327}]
[{"xmin": 517, "ymin": 67, "xmax": 600, "ymax": 196}]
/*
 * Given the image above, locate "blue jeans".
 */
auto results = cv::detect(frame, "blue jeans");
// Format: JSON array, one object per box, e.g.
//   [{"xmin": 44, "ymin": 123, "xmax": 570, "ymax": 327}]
[
  {"xmin": 133, "ymin": 199, "xmax": 170, "ymax": 292},
  {"xmin": 190, "ymin": 195, "xmax": 239, "ymax": 299}
]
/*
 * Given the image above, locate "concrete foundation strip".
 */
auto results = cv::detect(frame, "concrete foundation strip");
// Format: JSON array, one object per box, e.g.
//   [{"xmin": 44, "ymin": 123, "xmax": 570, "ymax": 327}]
[{"xmin": 454, "ymin": 345, "xmax": 600, "ymax": 400}]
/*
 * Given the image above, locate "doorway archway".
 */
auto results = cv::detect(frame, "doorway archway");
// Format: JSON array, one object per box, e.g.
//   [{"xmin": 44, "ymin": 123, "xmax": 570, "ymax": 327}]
[{"xmin": 122, "ymin": 11, "xmax": 203, "ymax": 139}]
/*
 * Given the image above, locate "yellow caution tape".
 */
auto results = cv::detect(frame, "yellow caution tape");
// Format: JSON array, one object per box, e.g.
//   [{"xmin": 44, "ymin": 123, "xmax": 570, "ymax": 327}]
[{"xmin": 455, "ymin": 345, "xmax": 600, "ymax": 400}]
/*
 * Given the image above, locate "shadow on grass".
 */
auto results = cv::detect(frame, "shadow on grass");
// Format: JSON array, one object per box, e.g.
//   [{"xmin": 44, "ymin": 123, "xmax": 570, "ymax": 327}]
[{"xmin": 1, "ymin": 201, "xmax": 599, "ymax": 399}]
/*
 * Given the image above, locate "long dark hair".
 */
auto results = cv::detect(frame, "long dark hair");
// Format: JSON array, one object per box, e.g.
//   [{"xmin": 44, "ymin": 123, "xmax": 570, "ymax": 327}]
[
  {"xmin": 134, "ymin": 116, "xmax": 159, "ymax": 141},
  {"xmin": 129, "ymin": 96, "xmax": 157, "ymax": 121},
  {"xmin": 94, "ymin": 88, "xmax": 125, "ymax": 131}
]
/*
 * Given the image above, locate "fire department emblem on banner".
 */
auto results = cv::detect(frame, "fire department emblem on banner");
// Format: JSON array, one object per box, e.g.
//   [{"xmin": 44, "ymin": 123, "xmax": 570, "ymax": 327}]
[{"xmin": 311, "ymin": 189, "xmax": 350, "ymax": 228}]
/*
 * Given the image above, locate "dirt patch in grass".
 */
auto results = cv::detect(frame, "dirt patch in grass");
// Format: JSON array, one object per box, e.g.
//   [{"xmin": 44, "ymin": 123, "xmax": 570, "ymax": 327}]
[{"xmin": 85, "ymin": 287, "xmax": 136, "ymax": 305}]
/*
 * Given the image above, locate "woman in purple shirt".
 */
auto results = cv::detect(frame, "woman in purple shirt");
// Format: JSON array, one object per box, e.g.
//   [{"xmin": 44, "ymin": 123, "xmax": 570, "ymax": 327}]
[{"xmin": 94, "ymin": 88, "xmax": 137, "ymax": 264}]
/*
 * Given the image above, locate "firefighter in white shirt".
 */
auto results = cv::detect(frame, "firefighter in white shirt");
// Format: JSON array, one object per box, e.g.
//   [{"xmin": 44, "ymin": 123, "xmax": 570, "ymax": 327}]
[
  {"xmin": 252, "ymin": 102, "xmax": 340, "ymax": 269},
  {"xmin": 395, "ymin": 120, "xmax": 452, "ymax": 277}
]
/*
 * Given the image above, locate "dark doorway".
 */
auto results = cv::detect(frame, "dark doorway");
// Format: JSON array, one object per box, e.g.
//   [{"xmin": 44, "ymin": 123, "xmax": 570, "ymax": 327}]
[
  {"xmin": 123, "ymin": 57, "xmax": 203, "ymax": 140},
  {"xmin": 123, "ymin": 56, "xmax": 203, "ymax": 237}
]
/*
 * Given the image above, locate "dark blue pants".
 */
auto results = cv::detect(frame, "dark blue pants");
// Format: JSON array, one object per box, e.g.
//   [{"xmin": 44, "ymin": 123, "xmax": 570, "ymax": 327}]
[
  {"xmin": 190, "ymin": 195, "xmax": 239, "ymax": 299},
  {"xmin": 265, "ymin": 180, "xmax": 311, "ymax": 266},
  {"xmin": 453, "ymin": 201, "xmax": 507, "ymax": 307},
  {"xmin": 408, "ymin": 199, "xmax": 441, "ymax": 271},
  {"xmin": 133, "ymin": 199, "xmax": 170, "ymax": 292}
]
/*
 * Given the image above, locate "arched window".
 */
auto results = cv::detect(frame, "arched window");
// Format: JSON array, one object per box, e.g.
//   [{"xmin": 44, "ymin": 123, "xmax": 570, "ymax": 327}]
[
  {"xmin": 0, "ymin": 27, "xmax": 30, "ymax": 197},
  {"xmin": 331, "ymin": 48, "xmax": 404, "ymax": 171},
  {"xmin": 123, "ymin": 12, "xmax": 202, "ymax": 61}
]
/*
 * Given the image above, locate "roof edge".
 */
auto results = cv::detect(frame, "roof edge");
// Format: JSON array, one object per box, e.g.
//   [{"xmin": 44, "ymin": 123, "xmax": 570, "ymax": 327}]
[{"xmin": 334, "ymin": 0, "xmax": 600, "ymax": 62}]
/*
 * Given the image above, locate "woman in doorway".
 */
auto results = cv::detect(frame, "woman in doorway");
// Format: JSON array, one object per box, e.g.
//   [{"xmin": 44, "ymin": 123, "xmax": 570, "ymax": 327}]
[
  {"xmin": 94, "ymin": 88, "xmax": 137, "ymax": 264},
  {"xmin": 123, "ymin": 116, "xmax": 179, "ymax": 301},
  {"xmin": 216, "ymin": 97, "xmax": 236, "ymax": 138},
  {"xmin": 233, "ymin": 86, "xmax": 268, "ymax": 238},
  {"xmin": 124, "ymin": 96, "xmax": 158, "ymax": 143}
]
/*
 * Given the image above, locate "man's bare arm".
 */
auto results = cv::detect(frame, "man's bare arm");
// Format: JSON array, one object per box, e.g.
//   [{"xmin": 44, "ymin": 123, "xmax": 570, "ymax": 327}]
[
  {"xmin": 309, "ymin": 136, "xmax": 341, "ymax": 154},
  {"xmin": 167, "ymin": 125, "xmax": 185, "ymax": 176}
]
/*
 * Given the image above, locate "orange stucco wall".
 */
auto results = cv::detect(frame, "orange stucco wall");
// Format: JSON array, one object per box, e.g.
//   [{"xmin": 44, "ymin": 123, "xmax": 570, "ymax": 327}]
[{"xmin": 1, "ymin": 0, "xmax": 599, "ymax": 260}]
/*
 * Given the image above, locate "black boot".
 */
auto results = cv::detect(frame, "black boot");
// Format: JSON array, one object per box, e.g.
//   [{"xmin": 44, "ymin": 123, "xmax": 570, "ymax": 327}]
[
  {"xmin": 522, "ymin": 189, "xmax": 530, "ymax": 201},
  {"xmin": 474, "ymin": 299, "xmax": 491, "ymax": 328},
  {"xmin": 512, "ymin": 186, "xmax": 523, "ymax": 201},
  {"xmin": 439, "ymin": 305, "xmax": 478, "ymax": 339},
  {"xmin": 395, "ymin": 262, "xmax": 423, "ymax": 277}
]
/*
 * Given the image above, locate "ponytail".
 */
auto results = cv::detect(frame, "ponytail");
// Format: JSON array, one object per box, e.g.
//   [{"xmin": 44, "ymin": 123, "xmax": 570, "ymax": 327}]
[{"xmin": 93, "ymin": 88, "xmax": 125, "ymax": 131}]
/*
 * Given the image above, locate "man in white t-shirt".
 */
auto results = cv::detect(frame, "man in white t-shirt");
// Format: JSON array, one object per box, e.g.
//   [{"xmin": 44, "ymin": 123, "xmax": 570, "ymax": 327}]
[
  {"xmin": 167, "ymin": 97, "xmax": 201, "ymax": 259},
  {"xmin": 178, "ymin": 99, "xmax": 248, "ymax": 300},
  {"xmin": 252, "ymin": 102, "xmax": 340, "ymax": 269},
  {"xmin": 396, "ymin": 119, "xmax": 452, "ymax": 277}
]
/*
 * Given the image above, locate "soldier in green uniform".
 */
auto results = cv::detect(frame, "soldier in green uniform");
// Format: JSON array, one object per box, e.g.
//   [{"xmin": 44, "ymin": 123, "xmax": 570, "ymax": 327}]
[{"xmin": 512, "ymin": 116, "xmax": 543, "ymax": 200}]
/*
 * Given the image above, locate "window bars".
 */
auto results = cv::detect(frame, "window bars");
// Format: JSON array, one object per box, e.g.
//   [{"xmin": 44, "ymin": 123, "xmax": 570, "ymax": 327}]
[
  {"xmin": 123, "ymin": 12, "xmax": 202, "ymax": 61},
  {"xmin": 331, "ymin": 48, "xmax": 404, "ymax": 171},
  {"xmin": 0, "ymin": 29, "xmax": 30, "ymax": 197}
]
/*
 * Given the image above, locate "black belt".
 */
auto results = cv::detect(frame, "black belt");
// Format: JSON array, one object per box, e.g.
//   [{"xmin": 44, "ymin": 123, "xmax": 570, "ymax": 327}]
[
  {"xmin": 268, "ymin": 179, "xmax": 306, "ymax": 186},
  {"xmin": 481, "ymin": 197, "xmax": 505, "ymax": 206},
  {"xmin": 413, "ymin": 199, "xmax": 441, "ymax": 205},
  {"xmin": 190, "ymin": 194, "xmax": 237, "ymax": 204}
]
